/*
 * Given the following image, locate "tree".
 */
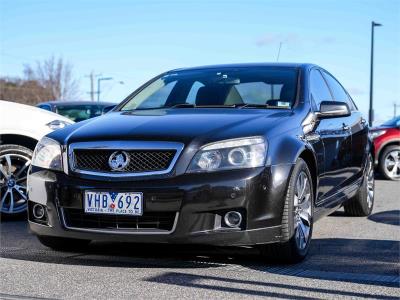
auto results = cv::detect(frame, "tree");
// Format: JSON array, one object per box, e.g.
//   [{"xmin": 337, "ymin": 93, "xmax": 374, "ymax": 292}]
[
  {"xmin": 23, "ymin": 56, "xmax": 80, "ymax": 101},
  {"xmin": 0, "ymin": 77, "xmax": 53, "ymax": 105},
  {"xmin": 0, "ymin": 56, "xmax": 80, "ymax": 105}
]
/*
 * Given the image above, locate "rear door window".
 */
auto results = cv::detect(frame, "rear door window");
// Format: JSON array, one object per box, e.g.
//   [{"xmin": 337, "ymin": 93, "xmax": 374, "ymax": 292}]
[
  {"xmin": 322, "ymin": 71, "xmax": 356, "ymax": 110},
  {"xmin": 310, "ymin": 69, "xmax": 332, "ymax": 110}
]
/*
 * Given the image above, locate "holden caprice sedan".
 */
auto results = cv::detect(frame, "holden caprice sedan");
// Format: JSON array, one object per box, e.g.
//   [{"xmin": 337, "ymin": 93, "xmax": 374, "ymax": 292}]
[{"xmin": 27, "ymin": 63, "xmax": 374, "ymax": 262}]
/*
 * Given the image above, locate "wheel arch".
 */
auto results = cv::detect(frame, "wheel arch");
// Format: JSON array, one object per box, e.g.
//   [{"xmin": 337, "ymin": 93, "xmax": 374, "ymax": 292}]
[
  {"xmin": 298, "ymin": 148, "xmax": 318, "ymax": 203},
  {"xmin": 369, "ymin": 139, "xmax": 375, "ymax": 163},
  {"xmin": 268, "ymin": 134, "xmax": 319, "ymax": 204},
  {"xmin": 0, "ymin": 134, "xmax": 38, "ymax": 151},
  {"xmin": 377, "ymin": 140, "xmax": 400, "ymax": 164}
]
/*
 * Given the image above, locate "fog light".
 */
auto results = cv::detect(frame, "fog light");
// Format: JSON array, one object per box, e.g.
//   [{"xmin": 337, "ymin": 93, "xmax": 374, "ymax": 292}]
[
  {"xmin": 33, "ymin": 204, "xmax": 45, "ymax": 219},
  {"xmin": 224, "ymin": 211, "xmax": 242, "ymax": 228}
]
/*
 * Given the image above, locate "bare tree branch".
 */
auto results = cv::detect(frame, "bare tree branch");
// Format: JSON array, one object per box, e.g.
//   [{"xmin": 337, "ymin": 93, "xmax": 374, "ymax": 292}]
[
  {"xmin": 0, "ymin": 56, "xmax": 80, "ymax": 105},
  {"xmin": 25, "ymin": 56, "xmax": 80, "ymax": 101}
]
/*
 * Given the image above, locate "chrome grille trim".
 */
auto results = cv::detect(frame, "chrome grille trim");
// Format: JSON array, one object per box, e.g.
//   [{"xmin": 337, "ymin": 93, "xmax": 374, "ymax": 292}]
[
  {"xmin": 68, "ymin": 141, "xmax": 184, "ymax": 177},
  {"xmin": 74, "ymin": 149, "xmax": 176, "ymax": 173}
]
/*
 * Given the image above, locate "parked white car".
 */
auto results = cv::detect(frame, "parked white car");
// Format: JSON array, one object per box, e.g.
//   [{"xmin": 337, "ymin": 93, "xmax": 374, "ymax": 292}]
[{"xmin": 0, "ymin": 100, "xmax": 73, "ymax": 214}]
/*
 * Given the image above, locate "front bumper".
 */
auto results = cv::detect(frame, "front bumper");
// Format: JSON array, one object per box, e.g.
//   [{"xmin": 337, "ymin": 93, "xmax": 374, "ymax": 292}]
[{"xmin": 28, "ymin": 164, "xmax": 293, "ymax": 246}]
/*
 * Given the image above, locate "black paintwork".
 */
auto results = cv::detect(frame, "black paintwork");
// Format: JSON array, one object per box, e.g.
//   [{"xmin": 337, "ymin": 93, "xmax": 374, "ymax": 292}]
[{"xmin": 29, "ymin": 63, "xmax": 371, "ymax": 246}]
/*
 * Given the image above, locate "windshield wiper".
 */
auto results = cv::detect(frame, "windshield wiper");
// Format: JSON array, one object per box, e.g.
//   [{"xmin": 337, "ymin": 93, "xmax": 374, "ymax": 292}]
[
  {"xmin": 133, "ymin": 103, "xmax": 289, "ymax": 110},
  {"xmin": 235, "ymin": 103, "xmax": 269, "ymax": 109},
  {"xmin": 169, "ymin": 103, "xmax": 196, "ymax": 108},
  {"xmin": 169, "ymin": 103, "xmax": 236, "ymax": 109},
  {"xmin": 127, "ymin": 104, "xmax": 195, "ymax": 111},
  {"xmin": 235, "ymin": 103, "xmax": 290, "ymax": 109}
]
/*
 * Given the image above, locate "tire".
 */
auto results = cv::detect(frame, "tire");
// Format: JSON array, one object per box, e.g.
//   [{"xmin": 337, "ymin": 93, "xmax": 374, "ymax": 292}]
[
  {"xmin": 379, "ymin": 145, "xmax": 400, "ymax": 181},
  {"xmin": 260, "ymin": 158, "xmax": 314, "ymax": 263},
  {"xmin": 344, "ymin": 154, "xmax": 374, "ymax": 216},
  {"xmin": 37, "ymin": 236, "xmax": 91, "ymax": 251},
  {"xmin": 0, "ymin": 144, "xmax": 33, "ymax": 215}
]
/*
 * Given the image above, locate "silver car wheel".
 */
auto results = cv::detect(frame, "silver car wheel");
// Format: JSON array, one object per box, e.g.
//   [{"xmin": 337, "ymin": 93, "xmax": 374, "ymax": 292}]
[
  {"xmin": 293, "ymin": 171, "xmax": 312, "ymax": 250},
  {"xmin": 366, "ymin": 155, "xmax": 375, "ymax": 208},
  {"xmin": 384, "ymin": 150, "xmax": 400, "ymax": 180},
  {"xmin": 0, "ymin": 154, "xmax": 31, "ymax": 214}
]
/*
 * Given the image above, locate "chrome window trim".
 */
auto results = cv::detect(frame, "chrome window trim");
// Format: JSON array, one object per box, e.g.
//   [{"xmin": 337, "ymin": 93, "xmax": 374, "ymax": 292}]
[
  {"xmin": 60, "ymin": 208, "xmax": 179, "ymax": 235},
  {"xmin": 68, "ymin": 141, "xmax": 184, "ymax": 178}
]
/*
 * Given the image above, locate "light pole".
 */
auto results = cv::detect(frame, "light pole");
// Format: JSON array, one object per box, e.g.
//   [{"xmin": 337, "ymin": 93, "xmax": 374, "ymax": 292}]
[
  {"xmin": 97, "ymin": 77, "xmax": 113, "ymax": 102},
  {"xmin": 394, "ymin": 103, "xmax": 400, "ymax": 118},
  {"xmin": 369, "ymin": 21, "xmax": 382, "ymax": 126}
]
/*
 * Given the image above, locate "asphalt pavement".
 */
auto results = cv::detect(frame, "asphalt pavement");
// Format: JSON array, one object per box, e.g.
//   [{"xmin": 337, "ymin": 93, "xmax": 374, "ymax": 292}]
[{"xmin": 0, "ymin": 178, "xmax": 399, "ymax": 299}]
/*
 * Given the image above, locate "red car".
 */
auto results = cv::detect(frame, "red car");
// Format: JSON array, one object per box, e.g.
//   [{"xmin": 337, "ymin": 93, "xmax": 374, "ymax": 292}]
[{"xmin": 370, "ymin": 116, "xmax": 400, "ymax": 180}]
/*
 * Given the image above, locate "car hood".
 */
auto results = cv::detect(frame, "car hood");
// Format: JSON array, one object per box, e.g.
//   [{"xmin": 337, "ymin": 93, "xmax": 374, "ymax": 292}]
[
  {"xmin": 51, "ymin": 108, "xmax": 293, "ymax": 146},
  {"xmin": 0, "ymin": 100, "xmax": 73, "ymax": 141}
]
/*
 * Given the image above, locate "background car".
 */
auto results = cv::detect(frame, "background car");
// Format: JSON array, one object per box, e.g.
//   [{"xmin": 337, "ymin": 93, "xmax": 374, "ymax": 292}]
[
  {"xmin": 36, "ymin": 101, "xmax": 116, "ymax": 122},
  {"xmin": 370, "ymin": 116, "xmax": 400, "ymax": 180},
  {"xmin": 0, "ymin": 100, "xmax": 73, "ymax": 215}
]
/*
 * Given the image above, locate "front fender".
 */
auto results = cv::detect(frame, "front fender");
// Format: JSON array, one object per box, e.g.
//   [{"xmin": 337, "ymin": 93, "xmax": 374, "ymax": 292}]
[{"xmin": 267, "ymin": 132, "xmax": 316, "ymax": 166}]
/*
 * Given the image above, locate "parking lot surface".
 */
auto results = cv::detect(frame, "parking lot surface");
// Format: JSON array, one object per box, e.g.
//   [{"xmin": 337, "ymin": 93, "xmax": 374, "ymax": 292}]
[{"xmin": 0, "ymin": 179, "xmax": 399, "ymax": 299}]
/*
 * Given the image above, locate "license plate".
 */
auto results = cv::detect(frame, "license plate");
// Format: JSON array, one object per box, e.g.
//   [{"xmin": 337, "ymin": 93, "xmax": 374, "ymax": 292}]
[{"xmin": 84, "ymin": 191, "xmax": 143, "ymax": 216}]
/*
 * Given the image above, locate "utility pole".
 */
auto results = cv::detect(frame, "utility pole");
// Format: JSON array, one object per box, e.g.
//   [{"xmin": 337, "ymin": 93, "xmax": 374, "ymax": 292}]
[
  {"xmin": 97, "ymin": 77, "xmax": 113, "ymax": 102},
  {"xmin": 85, "ymin": 71, "xmax": 101, "ymax": 101},
  {"xmin": 369, "ymin": 21, "xmax": 382, "ymax": 126}
]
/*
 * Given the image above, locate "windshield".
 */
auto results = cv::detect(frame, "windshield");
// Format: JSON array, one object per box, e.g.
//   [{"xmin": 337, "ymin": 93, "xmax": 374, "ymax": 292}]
[
  {"xmin": 381, "ymin": 116, "xmax": 400, "ymax": 127},
  {"xmin": 120, "ymin": 67, "xmax": 298, "ymax": 111}
]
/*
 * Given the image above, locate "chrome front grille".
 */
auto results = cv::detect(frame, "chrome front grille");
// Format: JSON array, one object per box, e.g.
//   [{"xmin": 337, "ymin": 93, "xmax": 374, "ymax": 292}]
[
  {"xmin": 69, "ymin": 141, "xmax": 184, "ymax": 177},
  {"xmin": 74, "ymin": 149, "xmax": 176, "ymax": 173}
]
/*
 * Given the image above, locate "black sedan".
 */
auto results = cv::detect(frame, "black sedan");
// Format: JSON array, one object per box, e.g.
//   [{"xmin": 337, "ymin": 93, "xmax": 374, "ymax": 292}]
[
  {"xmin": 36, "ymin": 101, "xmax": 116, "ymax": 122},
  {"xmin": 27, "ymin": 63, "xmax": 374, "ymax": 262}
]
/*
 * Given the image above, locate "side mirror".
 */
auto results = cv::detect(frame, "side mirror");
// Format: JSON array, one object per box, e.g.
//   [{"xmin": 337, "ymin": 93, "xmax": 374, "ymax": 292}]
[{"xmin": 317, "ymin": 101, "xmax": 351, "ymax": 118}]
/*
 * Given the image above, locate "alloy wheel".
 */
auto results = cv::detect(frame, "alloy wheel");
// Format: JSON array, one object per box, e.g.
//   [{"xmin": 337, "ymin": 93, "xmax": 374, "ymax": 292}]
[
  {"xmin": 0, "ymin": 154, "xmax": 31, "ymax": 214},
  {"xmin": 384, "ymin": 150, "xmax": 400, "ymax": 180},
  {"xmin": 293, "ymin": 171, "xmax": 312, "ymax": 250},
  {"xmin": 366, "ymin": 155, "xmax": 375, "ymax": 208}
]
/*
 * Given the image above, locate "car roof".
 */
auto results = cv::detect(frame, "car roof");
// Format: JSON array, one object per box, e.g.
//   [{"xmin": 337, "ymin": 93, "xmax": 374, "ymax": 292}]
[
  {"xmin": 37, "ymin": 101, "xmax": 115, "ymax": 106},
  {"xmin": 170, "ymin": 62, "xmax": 317, "ymax": 72}
]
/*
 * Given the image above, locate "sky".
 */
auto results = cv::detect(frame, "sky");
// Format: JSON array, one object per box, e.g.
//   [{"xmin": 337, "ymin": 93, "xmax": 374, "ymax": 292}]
[{"xmin": 0, "ymin": 0, "xmax": 399, "ymax": 124}]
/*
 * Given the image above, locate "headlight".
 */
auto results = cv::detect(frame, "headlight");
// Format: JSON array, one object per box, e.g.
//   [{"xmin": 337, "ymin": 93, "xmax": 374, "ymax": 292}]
[
  {"xmin": 46, "ymin": 120, "xmax": 72, "ymax": 130},
  {"xmin": 187, "ymin": 137, "xmax": 266, "ymax": 173},
  {"xmin": 370, "ymin": 130, "xmax": 386, "ymax": 140},
  {"xmin": 32, "ymin": 137, "xmax": 63, "ymax": 171}
]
